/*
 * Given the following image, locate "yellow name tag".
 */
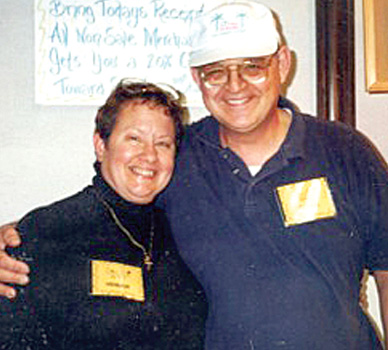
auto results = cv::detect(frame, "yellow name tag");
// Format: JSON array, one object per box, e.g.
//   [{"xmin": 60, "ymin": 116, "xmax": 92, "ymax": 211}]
[
  {"xmin": 91, "ymin": 260, "xmax": 144, "ymax": 302},
  {"xmin": 276, "ymin": 177, "xmax": 337, "ymax": 227}
]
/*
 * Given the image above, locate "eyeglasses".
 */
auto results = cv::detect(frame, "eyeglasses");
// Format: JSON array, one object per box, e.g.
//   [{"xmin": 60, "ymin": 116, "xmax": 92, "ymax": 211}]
[
  {"xmin": 198, "ymin": 53, "xmax": 278, "ymax": 88},
  {"xmin": 118, "ymin": 78, "xmax": 183, "ymax": 103}
]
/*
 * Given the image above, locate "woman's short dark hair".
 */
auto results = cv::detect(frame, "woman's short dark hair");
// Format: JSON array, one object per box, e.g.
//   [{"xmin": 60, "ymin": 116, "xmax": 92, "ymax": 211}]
[{"xmin": 95, "ymin": 79, "xmax": 186, "ymax": 146}]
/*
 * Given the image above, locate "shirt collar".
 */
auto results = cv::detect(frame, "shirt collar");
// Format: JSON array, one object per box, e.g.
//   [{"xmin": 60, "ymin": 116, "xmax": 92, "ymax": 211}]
[
  {"xmin": 279, "ymin": 109, "xmax": 306, "ymax": 163},
  {"xmin": 191, "ymin": 97, "xmax": 307, "ymax": 163}
]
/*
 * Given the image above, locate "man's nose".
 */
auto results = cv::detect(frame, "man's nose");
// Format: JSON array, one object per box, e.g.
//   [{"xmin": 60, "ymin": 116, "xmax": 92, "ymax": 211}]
[{"xmin": 225, "ymin": 68, "xmax": 246, "ymax": 92}]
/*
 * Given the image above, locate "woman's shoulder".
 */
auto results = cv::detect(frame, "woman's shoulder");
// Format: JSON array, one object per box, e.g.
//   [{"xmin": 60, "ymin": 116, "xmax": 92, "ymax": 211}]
[{"xmin": 17, "ymin": 185, "xmax": 97, "ymax": 235}]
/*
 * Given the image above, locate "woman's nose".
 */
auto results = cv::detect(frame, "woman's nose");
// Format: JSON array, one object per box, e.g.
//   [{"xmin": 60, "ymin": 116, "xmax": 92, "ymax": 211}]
[{"xmin": 141, "ymin": 143, "xmax": 157, "ymax": 162}]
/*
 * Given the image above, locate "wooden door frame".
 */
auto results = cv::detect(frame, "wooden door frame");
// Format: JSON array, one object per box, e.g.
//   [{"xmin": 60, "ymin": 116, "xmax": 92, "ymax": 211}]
[{"xmin": 316, "ymin": 0, "xmax": 355, "ymax": 126}]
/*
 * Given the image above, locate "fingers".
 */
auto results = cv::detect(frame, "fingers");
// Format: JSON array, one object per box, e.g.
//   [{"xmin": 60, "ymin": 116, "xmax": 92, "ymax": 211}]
[
  {"xmin": 0, "ymin": 251, "xmax": 30, "ymax": 275},
  {"xmin": 0, "ymin": 222, "xmax": 29, "ymax": 299},
  {"xmin": 0, "ymin": 222, "xmax": 21, "ymax": 249},
  {"xmin": 0, "ymin": 259, "xmax": 30, "ymax": 299},
  {"xmin": 0, "ymin": 284, "xmax": 18, "ymax": 299},
  {"xmin": 0, "ymin": 266, "xmax": 29, "ymax": 285},
  {"xmin": 0, "ymin": 253, "xmax": 30, "ymax": 299}
]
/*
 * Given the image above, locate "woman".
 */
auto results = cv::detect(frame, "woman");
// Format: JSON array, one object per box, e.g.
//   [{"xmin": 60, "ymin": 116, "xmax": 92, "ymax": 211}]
[{"xmin": 0, "ymin": 80, "xmax": 207, "ymax": 349}]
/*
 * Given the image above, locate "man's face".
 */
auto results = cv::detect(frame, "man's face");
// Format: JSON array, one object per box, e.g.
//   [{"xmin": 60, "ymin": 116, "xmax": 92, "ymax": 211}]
[{"xmin": 191, "ymin": 46, "xmax": 291, "ymax": 136}]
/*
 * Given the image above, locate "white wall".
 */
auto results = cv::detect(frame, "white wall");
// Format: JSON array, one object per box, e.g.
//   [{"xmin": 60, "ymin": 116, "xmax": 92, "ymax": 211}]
[
  {"xmin": 0, "ymin": 2, "xmax": 96, "ymax": 222},
  {"xmin": 1, "ymin": 0, "xmax": 385, "ymax": 336}
]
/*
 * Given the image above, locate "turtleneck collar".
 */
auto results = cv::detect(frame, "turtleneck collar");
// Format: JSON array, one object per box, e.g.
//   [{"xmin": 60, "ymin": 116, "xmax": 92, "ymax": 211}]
[
  {"xmin": 91, "ymin": 164, "xmax": 155, "ymax": 245},
  {"xmin": 92, "ymin": 163, "xmax": 154, "ymax": 215}
]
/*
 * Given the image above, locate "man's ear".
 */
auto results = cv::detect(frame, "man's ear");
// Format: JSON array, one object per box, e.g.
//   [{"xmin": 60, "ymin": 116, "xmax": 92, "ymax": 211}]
[
  {"xmin": 190, "ymin": 67, "xmax": 202, "ymax": 86},
  {"xmin": 277, "ymin": 45, "xmax": 292, "ymax": 84},
  {"xmin": 93, "ymin": 132, "xmax": 106, "ymax": 162}
]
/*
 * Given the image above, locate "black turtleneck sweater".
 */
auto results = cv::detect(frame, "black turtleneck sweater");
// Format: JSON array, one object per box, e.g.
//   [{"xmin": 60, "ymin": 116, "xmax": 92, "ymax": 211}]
[{"xmin": 0, "ymin": 172, "xmax": 207, "ymax": 349}]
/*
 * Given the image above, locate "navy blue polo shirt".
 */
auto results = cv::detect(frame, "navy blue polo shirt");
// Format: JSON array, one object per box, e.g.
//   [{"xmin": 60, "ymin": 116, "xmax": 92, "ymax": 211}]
[{"xmin": 163, "ymin": 98, "xmax": 388, "ymax": 349}]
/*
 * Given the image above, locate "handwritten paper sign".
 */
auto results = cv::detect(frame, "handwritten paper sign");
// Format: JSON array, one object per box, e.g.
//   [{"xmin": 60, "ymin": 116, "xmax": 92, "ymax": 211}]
[{"xmin": 35, "ymin": 0, "xmax": 209, "ymax": 105}]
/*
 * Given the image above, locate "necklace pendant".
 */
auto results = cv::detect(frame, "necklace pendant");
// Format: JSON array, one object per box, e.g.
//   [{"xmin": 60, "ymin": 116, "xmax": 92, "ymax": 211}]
[
  {"xmin": 97, "ymin": 195, "xmax": 155, "ymax": 274},
  {"xmin": 144, "ymin": 254, "xmax": 153, "ymax": 272}
]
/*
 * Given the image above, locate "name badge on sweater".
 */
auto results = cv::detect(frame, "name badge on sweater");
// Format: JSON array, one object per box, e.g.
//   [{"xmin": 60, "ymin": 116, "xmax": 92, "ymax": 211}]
[
  {"xmin": 276, "ymin": 177, "xmax": 337, "ymax": 227},
  {"xmin": 91, "ymin": 260, "xmax": 144, "ymax": 301}
]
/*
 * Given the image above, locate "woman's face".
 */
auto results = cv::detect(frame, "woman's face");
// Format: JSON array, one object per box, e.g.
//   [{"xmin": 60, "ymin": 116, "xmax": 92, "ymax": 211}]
[{"xmin": 94, "ymin": 102, "xmax": 176, "ymax": 204}]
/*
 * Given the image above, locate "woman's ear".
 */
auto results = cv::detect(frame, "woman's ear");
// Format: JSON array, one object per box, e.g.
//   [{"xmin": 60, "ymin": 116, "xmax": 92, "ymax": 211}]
[{"xmin": 93, "ymin": 132, "xmax": 106, "ymax": 162}]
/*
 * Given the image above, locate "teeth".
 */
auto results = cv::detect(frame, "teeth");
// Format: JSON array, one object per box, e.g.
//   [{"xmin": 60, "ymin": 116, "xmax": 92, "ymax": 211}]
[
  {"xmin": 227, "ymin": 99, "xmax": 248, "ymax": 105},
  {"xmin": 132, "ymin": 167, "xmax": 155, "ymax": 177}
]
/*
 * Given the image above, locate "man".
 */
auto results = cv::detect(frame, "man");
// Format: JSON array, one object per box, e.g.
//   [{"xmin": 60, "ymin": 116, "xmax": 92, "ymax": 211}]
[{"xmin": 1, "ymin": 1, "xmax": 388, "ymax": 349}]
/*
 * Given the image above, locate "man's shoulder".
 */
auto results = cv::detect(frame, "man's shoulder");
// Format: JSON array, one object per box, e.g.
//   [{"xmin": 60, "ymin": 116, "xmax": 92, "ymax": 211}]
[
  {"xmin": 280, "ymin": 96, "xmax": 357, "ymax": 142},
  {"xmin": 294, "ymin": 112, "xmax": 384, "ymax": 165},
  {"xmin": 295, "ymin": 112, "xmax": 357, "ymax": 142},
  {"xmin": 185, "ymin": 116, "xmax": 215, "ymax": 134}
]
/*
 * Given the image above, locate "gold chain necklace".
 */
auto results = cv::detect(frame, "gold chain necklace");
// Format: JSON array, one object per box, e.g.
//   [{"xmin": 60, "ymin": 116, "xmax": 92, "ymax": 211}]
[{"xmin": 98, "ymin": 196, "xmax": 154, "ymax": 272}]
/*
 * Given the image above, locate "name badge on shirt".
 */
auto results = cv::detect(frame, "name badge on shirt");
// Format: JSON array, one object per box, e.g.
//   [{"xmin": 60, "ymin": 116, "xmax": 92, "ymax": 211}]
[
  {"xmin": 91, "ymin": 260, "xmax": 145, "ymax": 302},
  {"xmin": 276, "ymin": 177, "xmax": 337, "ymax": 227}
]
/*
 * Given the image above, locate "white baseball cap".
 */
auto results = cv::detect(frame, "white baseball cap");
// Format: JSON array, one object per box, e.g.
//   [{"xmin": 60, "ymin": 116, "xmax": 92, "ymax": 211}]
[{"xmin": 189, "ymin": 1, "xmax": 281, "ymax": 67}]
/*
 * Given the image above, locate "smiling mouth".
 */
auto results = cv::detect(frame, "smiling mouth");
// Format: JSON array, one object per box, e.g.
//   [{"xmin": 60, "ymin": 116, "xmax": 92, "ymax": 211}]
[
  {"xmin": 226, "ymin": 98, "xmax": 249, "ymax": 106},
  {"xmin": 131, "ymin": 167, "xmax": 155, "ymax": 178}
]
